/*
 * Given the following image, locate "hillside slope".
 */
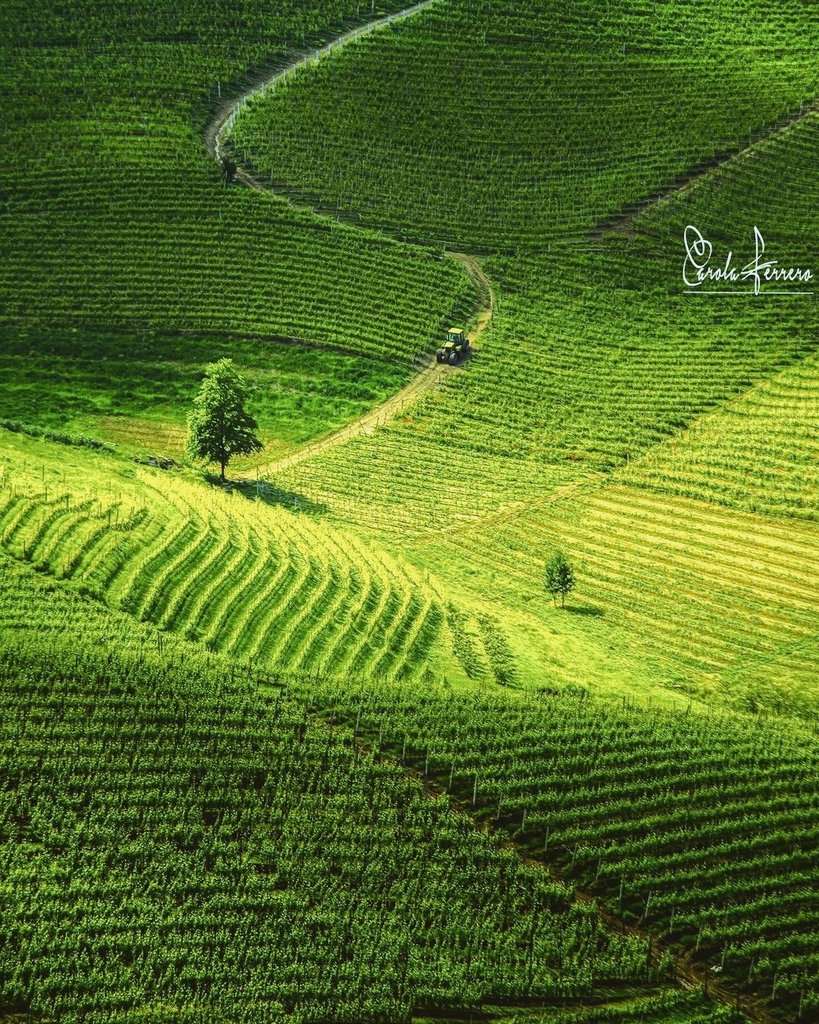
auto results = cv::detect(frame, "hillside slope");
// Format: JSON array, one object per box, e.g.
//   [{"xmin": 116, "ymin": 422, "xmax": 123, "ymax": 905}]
[
  {"xmin": 0, "ymin": 608, "xmax": 656, "ymax": 1020},
  {"xmin": 261, "ymin": 93, "xmax": 819, "ymax": 715},
  {"xmin": 0, "ymin": 0, "xmax": 474, "ymax": 456},
  {"xmin": 0, "ymin": 432, "xmax": 452, "ymax": 682},
  {"xmin": 227, "ymin": 0, "xmax": 819, "ymax": 248}
]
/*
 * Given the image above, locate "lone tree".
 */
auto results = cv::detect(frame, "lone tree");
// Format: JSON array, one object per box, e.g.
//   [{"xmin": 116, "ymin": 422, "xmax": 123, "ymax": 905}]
[
  {"xmin": 545, "ymin": 551, "xmax": 575, "ymax": 608},
  {"xmin": 186, "ymin": 358, "xmax": 262, "ymax": 482}
]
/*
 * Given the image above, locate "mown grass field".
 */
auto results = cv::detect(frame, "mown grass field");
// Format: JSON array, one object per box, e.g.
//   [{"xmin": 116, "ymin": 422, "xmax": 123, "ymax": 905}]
[
  {"xmin": 2, "ymin": 0, "xmax": 818, "ymax": 1021},
  {"xmin": 0, "ymin": 323, "xmax": 413, "ymax": 464}
]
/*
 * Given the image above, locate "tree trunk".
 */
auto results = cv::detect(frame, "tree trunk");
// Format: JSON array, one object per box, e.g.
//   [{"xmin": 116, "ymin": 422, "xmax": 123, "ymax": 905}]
[{"xmin": 220, "ymin": 456, "xmax": 226, "ymax": 483}]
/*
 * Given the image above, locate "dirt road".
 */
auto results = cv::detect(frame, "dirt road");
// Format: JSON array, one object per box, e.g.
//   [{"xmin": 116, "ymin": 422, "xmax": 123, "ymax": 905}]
[
  {"xmin": 205, "ymin": 0, "xmax": 444, "ymax": 165},
  {"xmin": 240, "ymin": 253, "xmax": 494, "ymax": 479},
  {"xmin": 204, "ymin": 0, "xmax": 496, "ymax": 482}
]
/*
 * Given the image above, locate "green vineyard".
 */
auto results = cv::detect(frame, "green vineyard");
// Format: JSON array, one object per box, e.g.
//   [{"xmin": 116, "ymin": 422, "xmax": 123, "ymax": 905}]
[
  {"xmin": 226, "ymin": 0, "xmax": 819, "ymax": 248},
  {"xmin": 331, "ymin": 681, "xmax": 819, "ymax": 1021},
  {"xmin": 1, "ymin": 0, "xmax": 818, "ymax": 1020},
  {"xmin": 0, "ymin": 0, "xmax": 474, "ymax": 443},
  {"xmin": 0, "ymin": 638, "xmax": 659, "ymax": 1022},
  {"xmin": 0, "ymin": 436, "xmax": 447, "ymax": 682}
]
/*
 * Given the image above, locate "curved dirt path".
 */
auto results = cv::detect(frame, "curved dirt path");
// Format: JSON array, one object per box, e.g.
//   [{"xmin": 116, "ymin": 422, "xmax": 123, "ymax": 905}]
[
  {"xmin": 205, "ymin": 0, "xmax": 444, "ymax": 166},
  {"xmin": 203, "ymin": 1, "xmax": 495, "ymax": 481},
  {"xmin": 241, "ymin": 254, "xmax": 494, "ymax": 479}
]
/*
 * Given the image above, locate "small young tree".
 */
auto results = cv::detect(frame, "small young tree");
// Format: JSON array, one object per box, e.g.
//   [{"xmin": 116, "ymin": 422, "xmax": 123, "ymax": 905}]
[
  {"xmin": 186, "ymin": 358, "xmax": 262, "ymax": 482},
  {"xmin": 545, "ymin": 551, "xmax": 575, "ymax": 608}
]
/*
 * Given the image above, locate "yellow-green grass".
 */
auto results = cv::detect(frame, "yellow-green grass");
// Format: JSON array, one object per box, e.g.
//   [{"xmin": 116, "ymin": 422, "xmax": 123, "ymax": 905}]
[
  {"xmin": 259, "ymin": 241, "xmax": 819, "ymax": 711},
  {"xmin": 0, "ymin": 432, "xmax": 452, "ymax": 683},
  {"xmin": 424, "ymin": 482, "xmax": 819, "ymax": 717},
  {"xmin": 618, "ymin": 351, "xmax": 819, "ymax": 522}
]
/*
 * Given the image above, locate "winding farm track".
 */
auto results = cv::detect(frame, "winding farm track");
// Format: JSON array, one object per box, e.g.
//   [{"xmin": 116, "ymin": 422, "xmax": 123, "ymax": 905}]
[
  {"xmin": 241, "ymin": 251, "xmax": 494, "ymax": 479},
  {"xmin": 205, "ymin": 12, "xmax": 798, "ymax": 1022},
  {"xmin": 204, "ymin": 0, "xmax": 445, "ymax": 167},
  {"xmin": 203, "ymin": 0, "xmax": 495, "ymax": 481}
]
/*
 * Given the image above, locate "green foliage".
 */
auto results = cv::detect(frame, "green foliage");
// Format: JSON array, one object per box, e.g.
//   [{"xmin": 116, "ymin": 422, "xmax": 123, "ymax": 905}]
[
  {"xmin": 332, "ymin": 681, "xmax": 819, "ymax": 1022},
  {"xmin": 447, "ymin": 603, "xmax": 486, "ymax": 680},
  {"xmin": 2, "ymin": 5, "xmax": 819, "ymax": 1023},
  {"xmin": 228, "ymin": 0, "xmax": 819, "ymax": 248},
  {"xmin": 0, "ymin": 0, "xmax": 473, "ymax": 368},
  {"xmin": 0, "ymin": 607, "xmax": 655, "ymax": 1022},
  {"xmin": 545, "ymin": 551, "xmax": 575, "ymax": 607},
  {"xmin": 0, "ymin": 417, "xmax": 116, "ymax": 453},
  {"xmin": 477, "ymin": 613, "xmax": 518, "ymax": 686},
  {"xmin": 186, "ymin": 358, "xmax": 263, "ymax": 479}
]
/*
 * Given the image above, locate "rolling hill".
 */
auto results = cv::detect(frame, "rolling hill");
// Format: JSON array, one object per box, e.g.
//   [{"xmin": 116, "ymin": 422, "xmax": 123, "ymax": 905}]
[{"xmin": 1, "ymin": 0, "xmax": 817, "ymax": 1021}]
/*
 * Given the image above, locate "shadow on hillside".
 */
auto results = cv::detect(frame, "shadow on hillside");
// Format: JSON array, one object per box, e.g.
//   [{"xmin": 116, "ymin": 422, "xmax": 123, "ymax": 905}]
[
  {"xmin": 215, "ymin": 477, "xmax": 330, "ymax": 516},
  {"xmin": 564, "ymin": 604, "xmax": 605, "ymax": 618}
]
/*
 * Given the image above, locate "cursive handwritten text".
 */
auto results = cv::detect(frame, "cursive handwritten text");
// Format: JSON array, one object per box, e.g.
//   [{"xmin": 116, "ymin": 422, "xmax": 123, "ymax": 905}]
[{"xmin": 683, "ymin": 225, "xmax": 813, "ymax": 295}]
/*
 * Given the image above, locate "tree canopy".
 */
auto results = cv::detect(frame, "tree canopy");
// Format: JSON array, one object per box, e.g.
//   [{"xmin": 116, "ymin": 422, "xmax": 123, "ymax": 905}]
[
  {"xmin": 186, "ymin": 358, "xmax": 262, "ymax": 481},
  {"xmin": 545, "ymin": 551, "xmax": 575, "ymax": 608}
]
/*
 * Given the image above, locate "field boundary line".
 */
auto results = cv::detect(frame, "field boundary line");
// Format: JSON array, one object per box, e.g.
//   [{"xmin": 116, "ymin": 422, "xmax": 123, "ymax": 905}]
[
  {"xmin": 395, "ymin": 751, "xmax": 789, "ymax": 1024},
  {"xmin": 590, "ymin": 102, "xmax": 819, "ymax": 238},
  {"xmin": 331, "ymin": 713, "xmax": 790, "ymax": 1024}
]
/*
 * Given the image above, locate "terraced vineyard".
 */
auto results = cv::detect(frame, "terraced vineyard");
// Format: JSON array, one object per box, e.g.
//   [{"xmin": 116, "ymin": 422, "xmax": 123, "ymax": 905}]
[
  {"xmin": 332, "ymin": 682, "xmax": 819, "ymax": 1023},
  {"xmin": 3, "ymin": 0, "xmax": 819, "ymax": 1020},
  {"xmin": 634, "ymin": 111, "xmax": 819, "ymax": 249},
  {"xmin": 226, "ymin": 0, "xmax": 819, "ymax": 248},
  {"xmin": 619, "ymin": 353, "xmax": 819, "ymax": 522},
  {"xmin": 264, "ymin": 83, "xmax": 819, "ymax": 717},
  {"xmin": 0, "ymin": 616, "xmax": 665, "ymax": 1021},
  {"xmin": 0, "ymin": 434, "xmax": 449, "ymax": 682},
  {"xmin": 0, "ymin": 0, "xmax": 474, "ymax": 451}
]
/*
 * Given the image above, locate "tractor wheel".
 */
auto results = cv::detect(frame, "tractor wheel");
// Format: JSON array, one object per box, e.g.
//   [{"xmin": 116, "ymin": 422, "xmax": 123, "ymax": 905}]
[{"xmin": 448, "ymin": 352, "xmax": 457, "ymax": 365}]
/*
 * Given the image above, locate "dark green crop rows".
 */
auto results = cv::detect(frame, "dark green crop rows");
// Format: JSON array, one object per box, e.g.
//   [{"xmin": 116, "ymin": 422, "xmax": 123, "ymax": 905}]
[
  {"xmin": 329, "ymin": 682, "xmax": 819, "ymax": 1022},
  {"xmin": 0, "ymin": 560, "xmax": 656, "ymax": 1023},
  {"xmin": 228, "ymin": 0, "xmax": 819, "ymax": 249},
  {"xmin": 0, "ymin": 0, "xmax": 472, "ymax": 374}
]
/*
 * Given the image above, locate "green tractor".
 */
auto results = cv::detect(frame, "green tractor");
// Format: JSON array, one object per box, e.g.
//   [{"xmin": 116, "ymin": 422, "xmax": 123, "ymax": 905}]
[{"xmin": 437, "ymin": 326, "xmax": 472, "ymax": 365}]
